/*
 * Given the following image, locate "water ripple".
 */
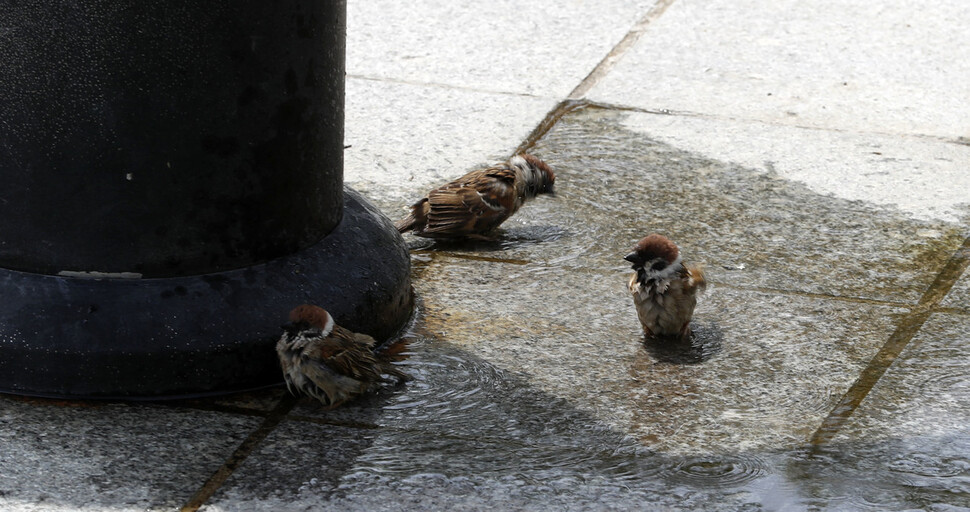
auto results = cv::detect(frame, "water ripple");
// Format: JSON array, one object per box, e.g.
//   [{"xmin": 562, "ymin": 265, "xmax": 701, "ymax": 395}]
[{"xmin": 662, "ymin": 454, "xmax": 769, "ymax": 488}]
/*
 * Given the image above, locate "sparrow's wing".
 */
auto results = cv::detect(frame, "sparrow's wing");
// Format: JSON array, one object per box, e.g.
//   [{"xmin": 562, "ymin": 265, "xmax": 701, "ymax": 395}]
[
  {"xmin": 306, "ymin": 327, "xmax": 385, "ymax": 382},
  {"xmin": 423, "ymin": 167, "xmax": 517, "ymax": 234},
  {"xmin": 351, "ymin": 331, "xmax": 378, "ymax": 348}
]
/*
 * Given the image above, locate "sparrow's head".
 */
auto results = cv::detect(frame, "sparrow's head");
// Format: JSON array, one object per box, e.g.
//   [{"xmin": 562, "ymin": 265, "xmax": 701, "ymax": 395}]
[
  {"xmin": 513, "ymin": 154, "xmax": 556, "ymax": 197},
  {"xmin": 624, "ymin": 234, "xmax": 681, "ymax": 272},
  {"xmin": 283, "ymin": 304, "xmax": 334, "ymax": 337}
]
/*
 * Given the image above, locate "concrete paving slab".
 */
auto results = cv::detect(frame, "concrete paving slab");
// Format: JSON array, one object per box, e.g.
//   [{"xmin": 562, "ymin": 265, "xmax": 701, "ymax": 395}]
[
  {"xmin": 338, "ymin": 103, "xmax": 963, "ymax": 459},
  {"xmin": 589, "ymin": 0, "xmax": 970, "ymax": 138},
  {"xmin": 343, "ymin": 77, "xmax": 557, "ymax": 206},
  {"xmin": 791, "ymin": 313, "xmax": 970, "ymax": 509},
  {"xmin": 201, "ymin": 420, "xmax": 375, "ymax": 511},
  {"xmin": 523, "ymin": 106, "xmax": 966, "ymax": 304},
  {"xmin": 0, "ymin": 397, "xmax": 259, "ymax": 511},
  {"xmin": 616, "ymin": 111, "xmax": 970, "ymax": 224},
  {"xmin": 833, "ymin": 313, "xmax": 970, "ymax": 441},
  {"xmin": 204, "ymin": 426, "xmax": 770, "ymax": 511},
  {"xmin": 409, "ymin": 256, "xmax": 904, "ymax": 455},
  {"xmin": 348, "ymin": 0, "xmax": 657, "ymax": 97}
]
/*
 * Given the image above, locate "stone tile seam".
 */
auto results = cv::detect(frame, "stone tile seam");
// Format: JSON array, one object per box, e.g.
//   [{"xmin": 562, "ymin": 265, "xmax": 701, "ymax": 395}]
[
  {"xmin": 578, "ymin": 100, "xmax": 970, "ymax": 147},
  {"xmin": 347, "ymin": 73, "xmax": 558, "ymax": 100},
  {"xmin": 809, "ymin": 235, "xmax": 970, "ymax": 446},
  {"xmin": 515, "ymin": 98, "xmax": 591, "ymax": 155},
  {"xmin": 567, "ymin": 0, "xmax": 679, "ymax": 100},
  {"xmin": 413, "ymin": 249, "xmax": 927, "ymax": 310},
  {"xmin": 180, "ymin": 394, "xmax": 298, "ymax": 512}
]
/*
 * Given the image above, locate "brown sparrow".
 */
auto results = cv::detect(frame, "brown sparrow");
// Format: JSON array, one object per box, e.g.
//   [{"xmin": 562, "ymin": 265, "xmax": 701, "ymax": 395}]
[
  {"xmin": 625, "ymin": 234, "xmax": 706, "ymax": 340},
  {"xmin": 395, "ymin": 154, "xmax": 555, "ymax": 239},
  {"xmin": 276, "ymin": 304, "xmax": 409, "ymax": 408}
]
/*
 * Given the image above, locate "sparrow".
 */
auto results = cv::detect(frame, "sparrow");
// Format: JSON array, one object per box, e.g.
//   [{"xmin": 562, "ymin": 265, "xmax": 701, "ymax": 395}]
[
  {"xmin": 276, "ymin": 304, "xmax": 409, "ymax": 408},
  {"xmin": 395, "ymin": 153, "xmax": 555, "ymax": 239},
  {"xmin": 625, "ymin": 234, "xmax": 706, "ymax": 340}
]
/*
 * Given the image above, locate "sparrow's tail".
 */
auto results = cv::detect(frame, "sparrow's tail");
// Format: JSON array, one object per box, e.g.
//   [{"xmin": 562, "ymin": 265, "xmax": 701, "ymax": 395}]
[
  {"xmin": 380, "ymin": 361, "xmax": 412, "ymax": 383},
  {"xmin": 395, "ymin": 198, "xmax": 428, "ymax": 233},
  {"xmin": 687, "ymin": 264, "xmax": 707, "ymax": 292},
  {"xmin": 374, "ymin": 337, "xmax": 412, "ymax": 383},
  {"xmin": 395, "ymin": 212, "xmax": 417, "ymax": 233}
]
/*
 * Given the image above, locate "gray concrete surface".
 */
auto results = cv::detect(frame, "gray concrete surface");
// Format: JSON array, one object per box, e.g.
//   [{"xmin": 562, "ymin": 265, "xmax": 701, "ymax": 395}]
[
  {"xmin": 589, "ymin": 0, "xmax": 970, "ymax": 139},
  {"xmin": 944, "ymin": 271, "xmax": 970, "ymax": 311},
  {"xmin": 2, "ymin": 0, "xmax": 969, "ymax": 510}
]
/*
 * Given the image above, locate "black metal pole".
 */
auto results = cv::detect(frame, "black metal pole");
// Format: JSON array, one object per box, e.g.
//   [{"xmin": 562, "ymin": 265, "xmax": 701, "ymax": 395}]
[{"xmin": 0, "ymin": 0, "xmax": 413, "ymax": 398}]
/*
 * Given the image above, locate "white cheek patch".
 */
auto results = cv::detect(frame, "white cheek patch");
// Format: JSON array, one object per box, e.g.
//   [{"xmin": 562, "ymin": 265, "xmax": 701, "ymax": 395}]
[
  {"xmin": 642, "ymin": 256, "xmax": 683, "ymax": 281},
  {"xmin": 320, "ymin": 312, "xmax": 334, "ymax": 337}
]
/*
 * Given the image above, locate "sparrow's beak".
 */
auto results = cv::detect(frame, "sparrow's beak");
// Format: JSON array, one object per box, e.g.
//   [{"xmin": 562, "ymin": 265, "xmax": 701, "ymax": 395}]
[
  {"xmin": 623, "ymin": 252, "xmax": 640, "ymax": 264},
  {"xmin": 281, "ymin": 322, "xmax": 299, "ymax": 335}
]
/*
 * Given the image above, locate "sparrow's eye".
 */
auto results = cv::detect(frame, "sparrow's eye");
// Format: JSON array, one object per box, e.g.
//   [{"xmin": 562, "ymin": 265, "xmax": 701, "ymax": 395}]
[{"xmin": 651, "ymin": 261, "xmax": 667, "ymax": 271}]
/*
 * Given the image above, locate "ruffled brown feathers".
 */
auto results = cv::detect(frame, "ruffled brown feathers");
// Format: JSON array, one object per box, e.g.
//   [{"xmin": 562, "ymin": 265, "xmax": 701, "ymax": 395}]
[
  {"xmin": 277, "ymin": 305, "xmax": 408, "ymax": 408},
  {"xmin": 396, "ymin": 154, "xmax": 554, "ymax": 239},
  {"xmin": 625, "ymin": 235, "xmax": 705, "ymax": 340}
]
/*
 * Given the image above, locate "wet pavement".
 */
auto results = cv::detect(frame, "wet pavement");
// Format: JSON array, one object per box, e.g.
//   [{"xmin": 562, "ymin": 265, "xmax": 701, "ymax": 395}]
[{"xmin": 3, "ymin": 0, "xmax": 970, "ymax": 510}]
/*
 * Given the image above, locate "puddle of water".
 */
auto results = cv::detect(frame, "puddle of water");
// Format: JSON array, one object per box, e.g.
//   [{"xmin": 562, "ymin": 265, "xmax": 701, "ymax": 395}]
[
  {"xmin": 641, "ymin": 320, "xmax": 723, "ymax": 365},
  {"xmin": 303, "ymin": 334, "xmax": 776, "ymax": 509},
  {"xmin": 286, "ymin": 104, "xmax": 969, "ymax": 509},
  {"xmin": 788, "ymin": 438, "xmax": 970, "ymax": 510},
  {"xmin": 288, "ymin": 333, "xmax": 970, "ymax": 510},
  {"xmin": 664, "ymin": 454, "xmax": 770, "ymax": 488}
]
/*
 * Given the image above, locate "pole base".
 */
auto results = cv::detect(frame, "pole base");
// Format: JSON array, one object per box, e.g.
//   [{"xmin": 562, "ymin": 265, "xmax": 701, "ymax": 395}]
[{"xmin": 0, "ymin": 188, "xmax": 413, "ymax": 399}]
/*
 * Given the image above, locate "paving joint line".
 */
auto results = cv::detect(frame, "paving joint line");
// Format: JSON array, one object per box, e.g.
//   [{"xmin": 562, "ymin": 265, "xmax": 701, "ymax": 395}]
[
  {"xmin": 578, "ymin": 100, "xmax": 970, "ymax": 146},
  {"xmin": 567, "ymin": 0, "xmax": 678, "ymax": 100},
  {"xmin": 514, "ymin": 98, "xmax": 591, "ymax": 155},
  {"xmin": 416, "ymin": 250, "xmax": 923, "ymax": 310},
  {"xmin": 347, "ymin": 73, "xmax": 552, "ymax": 100},
  {"xmin": 717, "ymin": 283, "xmax": 915, "ymax": 309},
  {"xmin": 180, "ymin": 393, "xmax": 298, "ymax": 512},
  {"xmin": 809, "ymin": 235, "xmax": 970, "ymax": 446}
]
